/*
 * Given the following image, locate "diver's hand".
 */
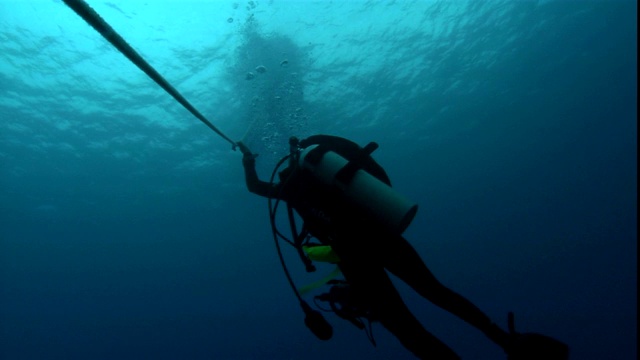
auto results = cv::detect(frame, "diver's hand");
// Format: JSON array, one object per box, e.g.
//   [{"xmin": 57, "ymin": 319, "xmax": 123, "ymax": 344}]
[{"xmin": 236, "ymin": 141, "xmax": 258, "ymax": 162}]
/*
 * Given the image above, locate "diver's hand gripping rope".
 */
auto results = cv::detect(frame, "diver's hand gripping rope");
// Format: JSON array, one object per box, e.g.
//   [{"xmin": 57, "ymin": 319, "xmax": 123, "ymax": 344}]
[{"xmin": 62, "ymin": 0, "xmax": 237, "ymax": 149}]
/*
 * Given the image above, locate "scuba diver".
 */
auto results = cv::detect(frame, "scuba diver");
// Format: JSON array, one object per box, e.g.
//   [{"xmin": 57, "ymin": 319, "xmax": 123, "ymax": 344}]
[
  {"xmin": 237, "ymin": 134, "xmax": 569, "ymax": 360},
  {"xmin": 56, "ymin": 4, "xmax": 566, "ymax": 356}
]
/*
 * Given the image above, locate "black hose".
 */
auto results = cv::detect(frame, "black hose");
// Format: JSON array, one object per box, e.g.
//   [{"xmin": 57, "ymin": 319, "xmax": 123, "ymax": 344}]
[{"xmin": 267, "ymin": 153, "xmax": 333, "ymax": 340}]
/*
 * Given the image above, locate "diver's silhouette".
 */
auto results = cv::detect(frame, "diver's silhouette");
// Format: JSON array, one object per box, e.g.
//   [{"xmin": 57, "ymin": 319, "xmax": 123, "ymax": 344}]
[{"xmin": 238, "ymin": 135, "xmax": 569, "ymax": 360}]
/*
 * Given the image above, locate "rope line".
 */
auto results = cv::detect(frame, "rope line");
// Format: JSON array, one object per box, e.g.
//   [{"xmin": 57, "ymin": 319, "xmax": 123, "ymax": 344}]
[{"xmin": 62, "ymin": 0, "xmax": 237, "ymax": 149}]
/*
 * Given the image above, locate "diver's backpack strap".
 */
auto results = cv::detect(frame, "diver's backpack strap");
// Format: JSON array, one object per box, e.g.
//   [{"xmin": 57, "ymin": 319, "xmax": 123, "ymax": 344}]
[
  {"xmin": 303, "ymin": 143, "xmax": 330, "ymax": 166},
  {"xmin": 335, "ymin": 141, "xmax": 379, "ymax": 185},
  {"xmin": 287, "ymin": 202, "xmax": 316, "ymax": 273}
]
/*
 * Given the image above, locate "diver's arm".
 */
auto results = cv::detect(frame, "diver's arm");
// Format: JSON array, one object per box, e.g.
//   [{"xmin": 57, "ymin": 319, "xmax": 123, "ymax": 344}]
[
  {"xmin": 238, "ymin": 141, "xmax": 279, "ymax": 198},
  {"xmin": 242, "ymin": 155, "xmax": 278, "ymax": 198}
]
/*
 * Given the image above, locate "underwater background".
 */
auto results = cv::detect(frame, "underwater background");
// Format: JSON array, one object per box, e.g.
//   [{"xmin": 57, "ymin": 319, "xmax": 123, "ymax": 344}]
[{"xmin": 0, "ymin": 0, "xmax": 636, "ymax": 359}]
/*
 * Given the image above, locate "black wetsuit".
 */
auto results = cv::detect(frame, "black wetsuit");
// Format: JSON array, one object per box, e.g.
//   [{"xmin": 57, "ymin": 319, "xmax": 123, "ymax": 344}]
[{"xmin": 241, "ymin": 143, "xmax": 509, "ymax": 360}]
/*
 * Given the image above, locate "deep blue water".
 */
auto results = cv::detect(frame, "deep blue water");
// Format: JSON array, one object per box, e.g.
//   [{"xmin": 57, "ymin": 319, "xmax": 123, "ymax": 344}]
[{"xmin": 0, "ymin": 1, "xmax": 636, "ymax": 359}]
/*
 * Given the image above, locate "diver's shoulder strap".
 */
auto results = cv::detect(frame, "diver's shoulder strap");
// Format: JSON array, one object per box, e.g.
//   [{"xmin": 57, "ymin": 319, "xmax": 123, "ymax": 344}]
[
  {"xmin": 335, "ymin": 141, "xmax": 379, "ymax": 185},
  {"xmin": 287, "ymin": 202, "xmax": 316, "ymax": 273}
]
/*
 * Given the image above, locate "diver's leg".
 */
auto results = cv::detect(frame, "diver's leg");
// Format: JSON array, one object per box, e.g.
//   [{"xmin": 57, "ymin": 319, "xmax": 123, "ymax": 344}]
[
  {"xmin": 382, "ymin": 236, "xmax": 511, "ymax": 350},
  {"xmin": 337, "ymin": 259, "xmax": 461, "ymax": 360}
]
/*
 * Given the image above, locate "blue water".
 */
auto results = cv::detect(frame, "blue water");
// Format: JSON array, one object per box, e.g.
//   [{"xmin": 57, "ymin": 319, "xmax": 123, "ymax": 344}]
[{"xmin": 0, "ymin": 1, "xmax": 636, "ymax": 359}]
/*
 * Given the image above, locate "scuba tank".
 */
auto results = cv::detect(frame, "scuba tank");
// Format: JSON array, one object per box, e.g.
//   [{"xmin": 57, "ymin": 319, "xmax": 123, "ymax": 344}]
[{"xmin": 297, "ymin": 138, "xmax": 418, "ymax": 234}]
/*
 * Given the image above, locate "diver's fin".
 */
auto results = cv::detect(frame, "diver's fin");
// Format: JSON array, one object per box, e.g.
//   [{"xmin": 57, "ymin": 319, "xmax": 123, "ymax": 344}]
[{"xmin": 506, "ymin": 312, "xmax": 570, "ymax": 360}]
